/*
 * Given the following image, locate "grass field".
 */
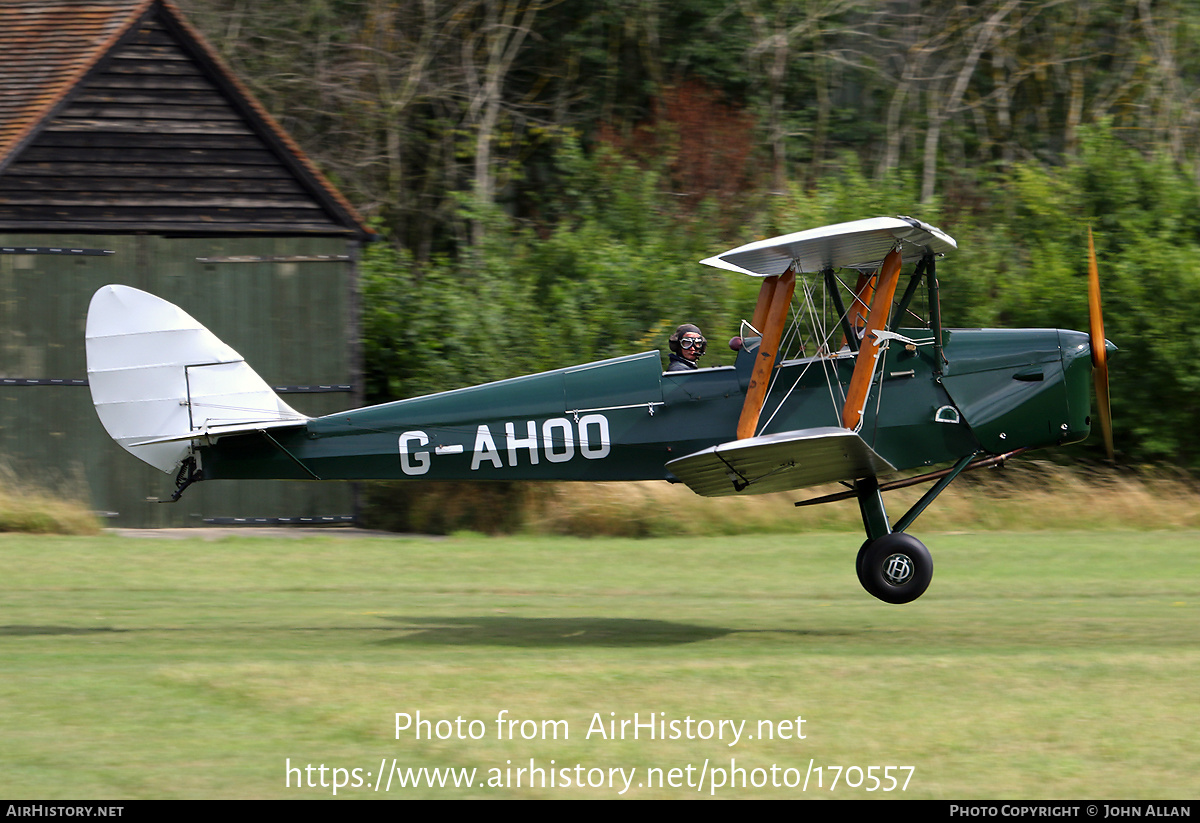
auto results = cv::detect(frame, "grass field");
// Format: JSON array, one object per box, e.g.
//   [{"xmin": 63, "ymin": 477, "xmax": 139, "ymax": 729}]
[{"xmin": 1, "ymin": 527, "xmax": 1196, "ymax": 798}]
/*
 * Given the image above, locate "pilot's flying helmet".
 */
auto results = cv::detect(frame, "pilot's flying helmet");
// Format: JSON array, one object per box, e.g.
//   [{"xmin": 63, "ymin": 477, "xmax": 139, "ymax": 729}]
[{"xmin": 669, "ymin": 324, "xmax": 707, "ymax": 356}]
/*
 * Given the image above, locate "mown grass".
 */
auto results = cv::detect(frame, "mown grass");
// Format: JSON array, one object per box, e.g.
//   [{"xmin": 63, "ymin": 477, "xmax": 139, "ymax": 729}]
[{"xmin": 1, "ymin": 527, "xmax": 1196, "ymax": 798}]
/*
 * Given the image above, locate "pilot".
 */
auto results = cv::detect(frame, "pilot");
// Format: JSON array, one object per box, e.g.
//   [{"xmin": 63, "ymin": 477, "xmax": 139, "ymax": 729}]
[{"xmin": 667, "ymin": 324, "xmax": 707, "ymax": 371}]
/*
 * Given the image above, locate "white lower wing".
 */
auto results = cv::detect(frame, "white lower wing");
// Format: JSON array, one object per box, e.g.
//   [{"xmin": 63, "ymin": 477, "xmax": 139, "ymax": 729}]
[{"xmin": 666, "ymin": 427, "xmax": 895, "ymax": 497}]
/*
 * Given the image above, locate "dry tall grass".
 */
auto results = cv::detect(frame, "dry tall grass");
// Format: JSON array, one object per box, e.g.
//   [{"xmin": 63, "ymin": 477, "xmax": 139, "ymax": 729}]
[
  {"xmin": 523, "ymin": 461, "xmax": 1200, "ymax": 537},
  {"xmin": 0, "ymin": 466, "xmax": 101, "ymax": 535}
]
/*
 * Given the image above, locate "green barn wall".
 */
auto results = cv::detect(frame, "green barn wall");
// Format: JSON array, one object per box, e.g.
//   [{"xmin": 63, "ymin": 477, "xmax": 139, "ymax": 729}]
[{"xmin": 0, "ymin": 232, "xmax": 359, "ymax": 527}]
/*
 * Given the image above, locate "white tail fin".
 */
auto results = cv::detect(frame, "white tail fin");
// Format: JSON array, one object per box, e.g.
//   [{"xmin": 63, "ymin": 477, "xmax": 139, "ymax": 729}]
[{"xmin": 86, "ymin": 285, "xmax": 308, "ymax": 473}]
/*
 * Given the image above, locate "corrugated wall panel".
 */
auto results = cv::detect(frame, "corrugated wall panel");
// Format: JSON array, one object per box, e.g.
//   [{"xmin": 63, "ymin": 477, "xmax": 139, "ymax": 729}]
[{"xmin": 0, "ymin": 232, "xmax": 357, "ymax": 527}]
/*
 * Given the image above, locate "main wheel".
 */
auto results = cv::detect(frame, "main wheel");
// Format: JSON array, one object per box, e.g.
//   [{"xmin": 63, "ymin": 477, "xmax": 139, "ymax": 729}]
[
  {"xmin": 856, "ymin": 532, "xmax": 933, "ymax": 604},
  {"xmin": 856, "ymin": 538, "xmax": 873, "ymax": 582}
]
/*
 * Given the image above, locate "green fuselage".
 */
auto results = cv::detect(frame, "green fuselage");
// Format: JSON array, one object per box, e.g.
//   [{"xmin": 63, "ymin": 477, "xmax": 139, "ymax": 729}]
[{"xmin": 198, "ymin": 327, "xmax": 1096, "ymax": 486}]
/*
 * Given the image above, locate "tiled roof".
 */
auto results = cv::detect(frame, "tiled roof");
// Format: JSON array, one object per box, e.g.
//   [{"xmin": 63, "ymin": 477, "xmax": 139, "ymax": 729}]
[
  {"xmin": 0, "ymin": 0, "xmax": 150, "ymax": 164},
  {"xmin": 0, "ymin": 0, "xmax": 370, "ymax": 236}
]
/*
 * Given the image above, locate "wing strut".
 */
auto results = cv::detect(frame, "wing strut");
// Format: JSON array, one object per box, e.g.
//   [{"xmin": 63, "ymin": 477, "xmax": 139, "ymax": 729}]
[
  {"xmin": 840, "ymin": 270, "xmax": 875, "ymax": 350},
  {"xmin": 841, "ymin": 247, "xmax": 903, "ymax": 430},
  {"xmin": 737, "ymin": 267, "xmax": 796, "ymax": 439},
  {"xmin": 750, "ymin": 274, "xmax": 780, "ymax": 331}
]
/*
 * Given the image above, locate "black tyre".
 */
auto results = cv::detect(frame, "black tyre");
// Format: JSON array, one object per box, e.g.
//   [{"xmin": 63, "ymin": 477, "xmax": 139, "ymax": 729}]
[
  {"xmin": 856, "ymin": 532, "xmax": 933, "ymax": 604},
  {"xmin": 855, "ymin": 538, "xmax": 873, "ymax": 583}
]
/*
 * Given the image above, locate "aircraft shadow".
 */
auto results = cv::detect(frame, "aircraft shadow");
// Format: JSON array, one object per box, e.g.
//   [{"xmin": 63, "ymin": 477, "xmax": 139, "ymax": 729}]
[
  {"xmin": 375, "ymin": 616, "xmax": 836, "ymax": 648},
  {"xmin": 0, "ymin": 620, "xmax": 849, "ymax": 648},
  {"xmin": 0, "ymin": 625, "xmax": 130, "ymax": 636}
]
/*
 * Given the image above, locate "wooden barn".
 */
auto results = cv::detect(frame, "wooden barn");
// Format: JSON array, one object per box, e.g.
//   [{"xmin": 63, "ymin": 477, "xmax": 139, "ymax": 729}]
[{"xmin": 0, "ymin": 0, "xmax": 373, "ymax": 527}]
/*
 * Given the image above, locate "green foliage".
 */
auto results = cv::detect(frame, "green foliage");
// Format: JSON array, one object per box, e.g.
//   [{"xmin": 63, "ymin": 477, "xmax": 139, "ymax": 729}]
[
  {"xmin": 364, "ymin": 121, "xmax": 1200, "ymax": 488},
  {"xmin": 359, "ymin": 481, "xmax": 532, "ymax": 535},
  {"xmin": 361, "ymin": 211, "xmax": 543, "ymax": 402},
  {"xmin": 765, "ymin": 155, "xmax": 929, "ymax": 234},
  {"xmin": 967, "ymin": 125, "xmax": 1200, "ymax": 469},
  {"xmin": 362, "ymin": 136, "xmax": 754, "ymax": 405},
  {"xmin": 178, "ymin": 1, "xmax": 1200, "ymax": 474}
]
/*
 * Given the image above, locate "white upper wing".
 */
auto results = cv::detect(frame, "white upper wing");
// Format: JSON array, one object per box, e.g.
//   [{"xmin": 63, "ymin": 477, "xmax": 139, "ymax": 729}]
[{"xmin": 700, "ymin": 216, "xmax": 956, "ymax": 276}]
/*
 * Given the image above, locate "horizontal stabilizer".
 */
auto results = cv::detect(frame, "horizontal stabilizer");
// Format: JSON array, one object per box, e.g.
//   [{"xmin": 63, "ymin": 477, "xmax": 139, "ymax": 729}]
[
  {"xmin": 125, "ymin": 419, "xmax": 307, "ymax": 449},
  {"xmin": 666, "ymin": 427, "xmax": 895, "ymax": 497},
  {"xmin": 86, "ymin": 285, "xmax": 308, "ymax": 473}
]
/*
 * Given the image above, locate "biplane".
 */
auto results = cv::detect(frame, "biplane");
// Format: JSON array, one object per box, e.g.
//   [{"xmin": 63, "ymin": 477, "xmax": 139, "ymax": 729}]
[{"xmin": 85, "ymin": 216, "xmax": 1114, "ymax": 604}]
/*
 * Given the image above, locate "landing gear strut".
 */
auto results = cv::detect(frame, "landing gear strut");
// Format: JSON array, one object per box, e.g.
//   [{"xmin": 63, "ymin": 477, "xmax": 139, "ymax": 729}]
[
  {"xmin": 847, "ymin": 454, "xmax": 976, "ymax": 604},
  {"xmin": 796, "ymin": 452, "xmax": 1018, "ymax": 603},
  {"xmin": 852, "ymin": 474, "xmax": 935, "ymax": 603},
  {"xmin": 162, "ymin": 455, "xmax": 203, "ymax": 503}
]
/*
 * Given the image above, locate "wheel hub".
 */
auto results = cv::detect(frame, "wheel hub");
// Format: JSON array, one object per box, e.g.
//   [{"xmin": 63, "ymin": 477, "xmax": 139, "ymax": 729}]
[
  {"xmin": 882, "ymin": 552, "xmax": 914, "ymax": 586},
  {"xmin": 855, "ymin": 533, "xmax": 933, "ymax": 604}
]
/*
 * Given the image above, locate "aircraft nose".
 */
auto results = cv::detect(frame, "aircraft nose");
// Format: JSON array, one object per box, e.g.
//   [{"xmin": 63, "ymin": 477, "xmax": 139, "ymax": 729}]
[
  {"xmin": 1059, "ymin": 329, "xmax": 1092, "ymax": 366},
  {"xmin": 1059, "ymin": 328, "xmax": 1115, "ymax": 460},
  {"xmin": 1058, "ymin": 330, "xmax": 1116, "ymax": 366}
]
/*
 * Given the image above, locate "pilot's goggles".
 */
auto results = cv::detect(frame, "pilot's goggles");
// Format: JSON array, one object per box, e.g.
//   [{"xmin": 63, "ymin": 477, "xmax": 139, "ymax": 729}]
[{"xmin": 680, "ymin": 336, "xmax": 706, "ymax": 351}]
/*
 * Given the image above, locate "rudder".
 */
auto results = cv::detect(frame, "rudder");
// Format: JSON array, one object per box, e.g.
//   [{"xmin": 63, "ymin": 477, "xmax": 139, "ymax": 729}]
[{"xmin": 85, "ymin": 285, "xmax": 308, "ymax": 473}]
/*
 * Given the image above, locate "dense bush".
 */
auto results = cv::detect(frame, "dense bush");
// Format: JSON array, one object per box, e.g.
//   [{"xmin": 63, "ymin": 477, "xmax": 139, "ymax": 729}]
[{"xmin": 364, "ymin": 124, "xmax": 1200, "ymax": 472}]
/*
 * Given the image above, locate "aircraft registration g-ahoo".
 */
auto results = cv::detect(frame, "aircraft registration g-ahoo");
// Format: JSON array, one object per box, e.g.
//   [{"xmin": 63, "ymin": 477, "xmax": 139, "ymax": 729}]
[{"xmin": 85, "ymin": 216, "xmax": 1115, "ymax": 604}]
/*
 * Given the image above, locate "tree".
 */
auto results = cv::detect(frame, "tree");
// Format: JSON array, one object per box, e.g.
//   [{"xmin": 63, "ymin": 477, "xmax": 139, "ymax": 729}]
[{"xmin": 462, "ymin": 0, "xmax": 556, "ymax": 243}]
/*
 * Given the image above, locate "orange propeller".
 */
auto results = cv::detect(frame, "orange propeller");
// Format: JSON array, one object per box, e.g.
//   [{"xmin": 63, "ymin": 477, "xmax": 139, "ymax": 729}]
[{"xmin": 1087, "ymin": 228, "xmax": 1114, "ymax": 460}]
